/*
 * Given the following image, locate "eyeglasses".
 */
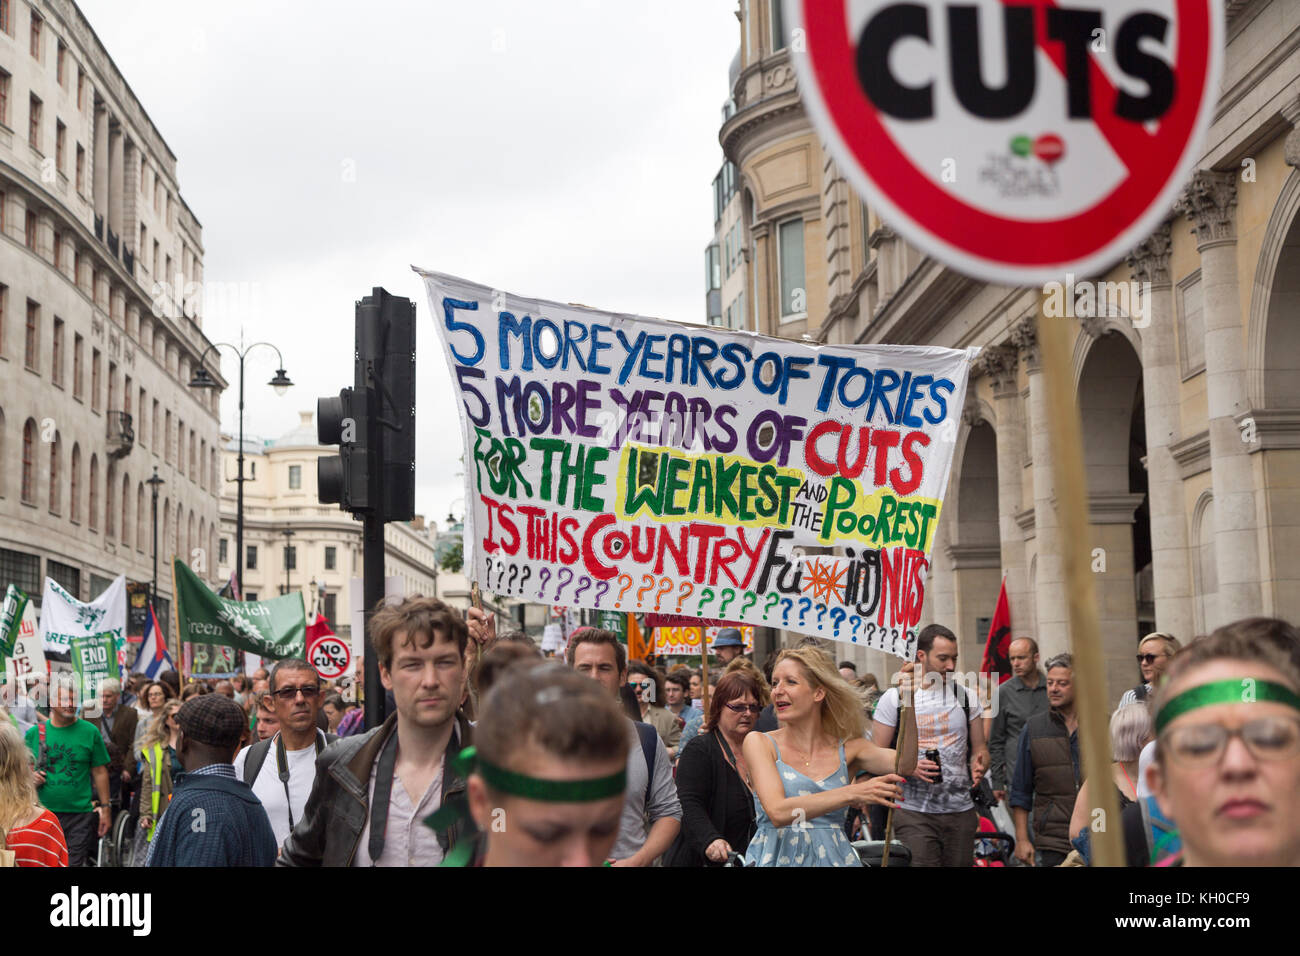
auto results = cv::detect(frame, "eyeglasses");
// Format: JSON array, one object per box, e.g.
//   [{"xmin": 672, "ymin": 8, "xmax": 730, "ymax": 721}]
[
  {"xmin": 272, "ymin": 685, "xmax": 320, "ymax": 701},
  {"xmin": 1136, "ymin": 653, "xmax": 1167, "ymax": 665},
  {"xmin": 724, "ymin": 703, "xmax": 761, "ymax": 715},
  {"xmin": 1163, "ymin": 715, "xmax": 1300, "ymax": 767}
]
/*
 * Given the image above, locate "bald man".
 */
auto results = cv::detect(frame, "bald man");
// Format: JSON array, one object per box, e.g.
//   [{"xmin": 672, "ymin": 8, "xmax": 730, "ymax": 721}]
[{"xmin": 989, "ymin": 638, "xmax": 1048, "ymax": 804}]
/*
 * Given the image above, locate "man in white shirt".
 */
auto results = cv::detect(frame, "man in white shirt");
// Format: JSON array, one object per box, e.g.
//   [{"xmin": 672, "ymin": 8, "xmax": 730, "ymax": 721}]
[{"xmin": 233, "ymin": 659, "xmax": 333, "ymax": 850}]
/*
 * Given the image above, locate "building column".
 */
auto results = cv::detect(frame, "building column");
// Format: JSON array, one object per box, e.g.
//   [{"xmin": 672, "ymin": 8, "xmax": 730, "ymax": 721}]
[
  {"xmin": 926, "ymin": 512, "xmax": 957, "ymax": 633},
  {"xmin": 976, "ymin": 345, "xmax": 1033, "ymax": 637},
  {"xmin": 1012, "ymin": 317, "xmax": 1069, "ymax": 658},
  {"xmin": 108, "ymin": 120, "xmax": 124, "ymax": 242},
  {"xmin": 92, "ymin": 104, "xmax": 109, "ymax": 221},
  {"xmin": 1126, "ymin": 224, "xmax": 1195, "ymax": 640},
  {"xmin": 1174, "ymin": 172, "xmax": 1262, "ymax": 625}
]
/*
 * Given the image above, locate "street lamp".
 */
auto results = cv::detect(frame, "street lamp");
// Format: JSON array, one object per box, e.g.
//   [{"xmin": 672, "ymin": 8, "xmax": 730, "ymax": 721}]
[
  {"xmin": 190, "ymin": 342, "xmax": 292, "ymax": 597},
  {"xmin": 282, "ymin": 528, "xmax": 295, "ymax": 596},
  {"xmin": 147, "ymin": 467, "xmax": 164, "ymax": 606}
]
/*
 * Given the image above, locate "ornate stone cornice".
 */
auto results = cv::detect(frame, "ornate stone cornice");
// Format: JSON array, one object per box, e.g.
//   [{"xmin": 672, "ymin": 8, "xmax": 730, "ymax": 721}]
[
  {"xmin": 972, "ymin": 345, "xmax": 1019, "ymax": 397},
  {"xmin": 1009, "ymin": 315, "xmax": 1040, "ymax": 372},
  {"xmin": 1282, "ymin": 96, "xmax": 1300, "ymax": 169},
  {"xmin": 961, "ymin": 396, "xmax": 984, "ymax": 428},
  {"xmin": 1174, "ymin": 170, "xmax": 1237, "ymax": 248},
  {"xmin": 1126, "ymin": 222, "xmax": 1173, "ymax": 287},
  {"xmin": 867, "ymin": 224, "xmax": 896, "ymax": 249},
  {"xmin": 1078, "ymin": 312, "xmax": 1108, "ymax": 341}
]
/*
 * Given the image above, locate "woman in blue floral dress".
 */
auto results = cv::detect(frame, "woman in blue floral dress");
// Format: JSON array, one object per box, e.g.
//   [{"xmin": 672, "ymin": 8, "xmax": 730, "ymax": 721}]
[{"xmin": 744, "ymin": 646, "xmax": 919, "ymax": 866}]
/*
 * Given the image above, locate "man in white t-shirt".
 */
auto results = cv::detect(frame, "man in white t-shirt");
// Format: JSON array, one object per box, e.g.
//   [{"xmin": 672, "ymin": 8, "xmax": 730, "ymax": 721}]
[
  {"xmin": 233, "ymin": 659, "xmax": 334, "ymax": 850},
  {"xmin": 873, "ymin": 624, "xmax": 990, "ymax": 866}
]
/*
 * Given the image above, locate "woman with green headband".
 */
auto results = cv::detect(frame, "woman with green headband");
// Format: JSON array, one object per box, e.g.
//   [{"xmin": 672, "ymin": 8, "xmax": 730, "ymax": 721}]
[
  {"xmin": 460, "ymin": 663, "xmax": 631, "ymax": 867},
  {"xmin": 1147, "ymin": 622, "xmax": 1300, "ymax": 867}
]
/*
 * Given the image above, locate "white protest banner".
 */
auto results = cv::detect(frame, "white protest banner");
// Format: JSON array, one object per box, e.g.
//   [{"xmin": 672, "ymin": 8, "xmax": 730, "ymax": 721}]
[
  {"xmin": 1, "ymin": 600, "xmax": 42, "ymax": 692},
  {"xmin": 418, "ymin": 269, "xmax": 974, "ymax": 659},
  {"xmin": 38, "ymin": 575, "xmax": 127, "ymax": 656}
]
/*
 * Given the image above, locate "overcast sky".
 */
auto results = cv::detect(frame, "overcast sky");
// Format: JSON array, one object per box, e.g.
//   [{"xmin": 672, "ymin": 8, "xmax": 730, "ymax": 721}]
[{"xmin": 78, "ymin": 0, "xmax": 739, "ymax": 527}]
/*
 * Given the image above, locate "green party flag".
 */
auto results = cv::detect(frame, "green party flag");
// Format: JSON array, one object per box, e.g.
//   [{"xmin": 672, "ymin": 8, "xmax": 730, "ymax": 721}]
[
  {"xmin": 0, "ymin": 585, "xmax": 28, "ymax": 659},
  {"xmin": 173, "ymin": 559, "xmax": 305, "ymax": 660}
]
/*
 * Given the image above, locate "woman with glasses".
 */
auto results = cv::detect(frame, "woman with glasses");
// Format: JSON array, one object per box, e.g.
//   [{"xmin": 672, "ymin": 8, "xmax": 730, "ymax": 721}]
[
  {"xmin": 132, "ymin": 681, "xmax": 175, "ymax": 762},
  {"xmin": 665, "ymin": 670, "xmax": 767, "ymax": 866},
  {"xmin": 1146, "ymin": 620, "xmax": 1300, "ymax": 866},
  {"xmin": 743, "ymin": 646, "xmax": 918, "ymax": 867},
  {"xmin": 134, "ymin": 699, "xmax": 183, "ymax": 863},
  {"xmin": 1119, "ymin": 633, "xmax": 1182, "ymax": 709}
]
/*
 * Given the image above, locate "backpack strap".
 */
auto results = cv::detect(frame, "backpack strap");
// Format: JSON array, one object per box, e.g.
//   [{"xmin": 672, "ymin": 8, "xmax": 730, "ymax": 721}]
[
  {"xmin": 37, "ymin": 720, "xmax": 47, "ymax": 773},
  {"xmin": 634, "ymin": 721, "xmax": 657, "ymax": 793},
  {"xmin": 242, "ymin": 737, "xmax": 273, "ymax": 786}
]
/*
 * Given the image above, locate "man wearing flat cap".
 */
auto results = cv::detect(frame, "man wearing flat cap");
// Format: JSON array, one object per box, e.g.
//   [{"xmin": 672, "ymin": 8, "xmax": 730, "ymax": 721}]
[{"xmin": 146, "ymin": 695, "xmax": 277, "ymax": 867}]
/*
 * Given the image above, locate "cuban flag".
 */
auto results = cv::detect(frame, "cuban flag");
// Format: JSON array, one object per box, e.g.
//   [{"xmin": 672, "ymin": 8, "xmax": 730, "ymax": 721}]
[{"xmin": 131, "ymin": 603, "xmax": 173, "ymax": 678}]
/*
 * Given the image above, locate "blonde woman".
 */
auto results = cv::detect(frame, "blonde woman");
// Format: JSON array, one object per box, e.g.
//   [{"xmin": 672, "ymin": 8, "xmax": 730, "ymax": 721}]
[
  {"xmin": 135, "ymin": 699, "xmax": 183, "ymax": 858},
  {"xmin": 743, "ymin": 645, "xmax": 919, "ymax": 866},
  {"xmin": 0, "ymin": 720, "xmax": 68, "ymax": 866}
]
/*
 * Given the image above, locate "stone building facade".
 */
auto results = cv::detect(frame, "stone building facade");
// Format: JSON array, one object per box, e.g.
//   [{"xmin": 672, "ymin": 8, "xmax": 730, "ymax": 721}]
[
  {"xmin": 714, "ymin": 0, "xmax": 1300, "ymax": 703},
  {"xmin": 0, "ymin": 0, "xmax": 222, "ymax": 626}
]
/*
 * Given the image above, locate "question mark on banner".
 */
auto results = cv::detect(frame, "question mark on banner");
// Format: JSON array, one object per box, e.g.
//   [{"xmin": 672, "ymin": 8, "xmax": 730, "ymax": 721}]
[
  {"xmin": 573, "ymin": 576, "xmax": 593, "ymax": 604},
  {"xmin": 636, "ymin": 574, "xmax": 656, "ymax": 606},
  {"xmin": 816, "ymin": 605, "xmax": 827, "ymax": 630},
  {"xmin": 518, "ymin": 567, "xmax": 531, "ymax": 595},
  {"xmin": 507, "ymin": 566, "xmax": 520, "ymax": 594},
  {"xmin": 830, "ymin": 607, "xmax": 847, "ymax": 635},
  {"xmin": 616, "ymin": 574, "xmax": 634, "ymax": 607},
  {"xmin": 740, "ymin": 592, "xmax": 758, "ymax": 617},
  {"xmin": 593, "ymin": 580, "xmax": 609, "ymax": 607},
  {"xmin": 676, "ymin": 580, "xmax": 695, "ymax": 613},
  {"xmin": 866, "ymin": 623, "xmax": 877, "ymax": 642},
  {"xmin": 780, "ymin": 598, "xmax": 794, "ymax": 626},
  {"xmin": 716, "ymin": 588, "xmax": 737, "ymax": 617},
  {"xmin": 797, "ymin": 597, "xmax": 812, "ymax": 626},
  {"xmin": 763, "ymin": 592, "xmax": 781, "ymax": 620},
  {"xmin": 697, "ymin": 588, "xmax": 717, "ymax": 615},
  {"xmin": 849, "ymin": 616, "xmax": 862, "ymax": 641},
  {"xmin": 654, "ymin": 578, "xmax": 674, "ymax": 611},
  {"xmin": 554, "ymin": 568, "xmax": 575, "ymax": 602},
  {"xmin": 538, "ymin": 568, "xmax": 553, "ymax": 600},
  {"xmin": 484, "ymin": 556, "xmax": 493, "ymax": 590},
  {"xmin": 497, "ymin": 562, "xmax": 507, "ymax": 592}
]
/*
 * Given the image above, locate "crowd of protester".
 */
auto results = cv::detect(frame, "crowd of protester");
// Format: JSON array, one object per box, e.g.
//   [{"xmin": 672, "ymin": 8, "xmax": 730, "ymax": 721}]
[{"xmin": 2, "ymin": 599, "xmax": 1298, "ymax": 868}]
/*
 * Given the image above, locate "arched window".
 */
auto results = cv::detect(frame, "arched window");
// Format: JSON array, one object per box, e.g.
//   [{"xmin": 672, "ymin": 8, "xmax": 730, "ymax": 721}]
[
  {"xmin": 105, "ymin": 461, "xmax": 117, "ymax": 540},
  {"xmin": 175, "ymin": 502, "xmax": 183, "ymax": 559},
  {"xmin": 70, "ymin": 443, "xmax": 81, "ymax": 523},
  {"xmin": 136, "ymin": 483, "xmax": 145, "ymax": 552},
  {"xmin": 198, "ymin": 517, "xmax": 206, "ymax": 569},
  {"xmin": 89, "ymin": 455, "xmax": 99, "ymax": 531},
  {"xmin": 187, "ymin": 512, "xmax": 195, "ymax": 562},
  {"xmin": 120, "ymin": 473, "xmax": 131, "ymax": 550},
  {"xmin": 21, "ymin": 419, "xmax": 37, "ymax": 504},
  {"xmin": 161, "ymin": 498, "xmax": 169, "ymax": 557},
  {"xmin": 48, "ymin": 432, "xmax": 61, "ymax": 513}
]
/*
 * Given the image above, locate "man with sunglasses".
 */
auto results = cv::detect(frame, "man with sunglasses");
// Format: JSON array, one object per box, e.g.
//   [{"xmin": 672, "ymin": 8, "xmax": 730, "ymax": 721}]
[
  {"xmin": 233, "ymin": 659, "xmax": 336, "ymax": 850},
  {"xmin": 1119, "ymin": 632, "xmax": 1182, "ymax": 709}
]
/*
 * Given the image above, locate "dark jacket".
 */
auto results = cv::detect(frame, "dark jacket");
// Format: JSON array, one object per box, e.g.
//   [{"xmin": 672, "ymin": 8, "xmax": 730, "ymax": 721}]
[
  {"xmin": 988, "ymin": 672, "xmax": 1048, "ymax": 791},
  {"xmin": 147, "ymin": 770, "xmax": 277, "ymax": 867},
  {"xmin": 1010, "ymin": 709, "xmax": 1081, "ymax": 855},
  {"xmin": 88, "ymin": 705, "xmax": 139, "ymax": 778},
  {"xmin": 665, "ymin": 730, "xmax": 756, "ymax": 867},
  {"xmin": 276, "ymin": 710, "xmax": 475, "ymax": 867}
]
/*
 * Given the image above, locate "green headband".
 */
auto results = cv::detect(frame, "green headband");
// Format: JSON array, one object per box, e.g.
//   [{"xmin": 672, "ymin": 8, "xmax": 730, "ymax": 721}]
[
  {"xmin": 1155, "ymin": 678, "xmax": 1300, "ymax": 734},
  {"xmin": 449, "ymin": 745, "xmax": 626, "ymax": 803}
]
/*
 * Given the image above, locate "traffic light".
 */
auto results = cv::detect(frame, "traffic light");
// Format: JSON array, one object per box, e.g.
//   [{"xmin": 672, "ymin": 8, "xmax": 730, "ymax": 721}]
[{"xmin": 317, "ymin": 287, "xmax": 416, "ymax": 522}]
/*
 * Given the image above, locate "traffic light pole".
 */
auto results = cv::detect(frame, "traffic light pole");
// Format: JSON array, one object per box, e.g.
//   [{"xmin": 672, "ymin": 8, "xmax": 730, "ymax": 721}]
[{"xmin": 362, "ymin": 336, "xmax": 387, "ymax": 729}]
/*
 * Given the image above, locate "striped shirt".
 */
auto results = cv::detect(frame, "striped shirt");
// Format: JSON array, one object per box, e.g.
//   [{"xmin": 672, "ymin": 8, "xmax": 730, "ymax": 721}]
[{"xmin": 5, "ymin": 809, "xmax": 69, "ymax": 867}]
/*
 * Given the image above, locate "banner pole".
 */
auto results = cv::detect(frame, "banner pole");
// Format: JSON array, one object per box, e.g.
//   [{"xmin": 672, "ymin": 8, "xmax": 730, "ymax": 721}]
[
  {"xmin": 170, "ymin": 559, "xmax": 184, "ymax": 686},
  {"xmin": 1036, "ymin": 294, "xmax": 1122, "ymax": 868},
  {"xmin": 700, "ymin": 631, "xmax": 709, "ymax": 717},
  {"xmin": 880, "ymin": 694, "xmax": 907, "ymax": 867}
]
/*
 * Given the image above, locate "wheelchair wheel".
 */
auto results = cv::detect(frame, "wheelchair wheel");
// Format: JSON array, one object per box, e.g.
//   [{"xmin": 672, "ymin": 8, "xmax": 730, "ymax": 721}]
[{"xmin": 112, "ymin": 810, "xmax": 136, "ymax": 868}]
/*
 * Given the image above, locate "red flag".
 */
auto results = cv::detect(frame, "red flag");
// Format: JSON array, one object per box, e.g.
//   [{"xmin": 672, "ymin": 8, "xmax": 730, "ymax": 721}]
[
  {"xmin": 306, "ymin": 613, "xmax": 335, "ymax": 646},
  {"xmin": 980, "ymin": 579, "xmax": 1013, "ymax": 684}
]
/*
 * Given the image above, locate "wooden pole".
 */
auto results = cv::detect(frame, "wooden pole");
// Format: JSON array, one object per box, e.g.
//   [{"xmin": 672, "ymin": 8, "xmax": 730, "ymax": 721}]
[
  {"xmin": 1036, "ymin": 295, "xmax": 1123, "ymax": 867},
  {"xmin": 880, "ymin": 695, "xmax": 907, "ymax": 867},
  {"xmin": 700, "ymin": 628, "xmax": 710, "ymax": 716}
]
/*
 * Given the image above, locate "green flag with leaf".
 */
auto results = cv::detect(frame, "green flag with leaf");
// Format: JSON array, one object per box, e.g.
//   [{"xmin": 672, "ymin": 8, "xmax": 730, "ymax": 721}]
[
  {"xmin": 173, "ymin": 559, "xmax": 305, "ymax": 660},
  {"xmin": 0, "ymin": 585, "xmax": 28, "ymax": 660}
]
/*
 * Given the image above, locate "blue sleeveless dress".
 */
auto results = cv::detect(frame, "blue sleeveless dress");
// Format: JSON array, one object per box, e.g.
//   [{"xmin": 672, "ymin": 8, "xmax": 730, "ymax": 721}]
[{"xmin": 744, "ymin": 733, "xmax": 862, "ymax": 867}]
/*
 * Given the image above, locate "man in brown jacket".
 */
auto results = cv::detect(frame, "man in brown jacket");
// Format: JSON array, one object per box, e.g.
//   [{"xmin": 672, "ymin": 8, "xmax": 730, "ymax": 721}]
[
  {"xmin": 1009, "ymin": 654, "xmax": 1081, "ymax": 867},
  {"xmin": 87, "ymin": 678, "xmax": 138, "ymax": 812}
]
